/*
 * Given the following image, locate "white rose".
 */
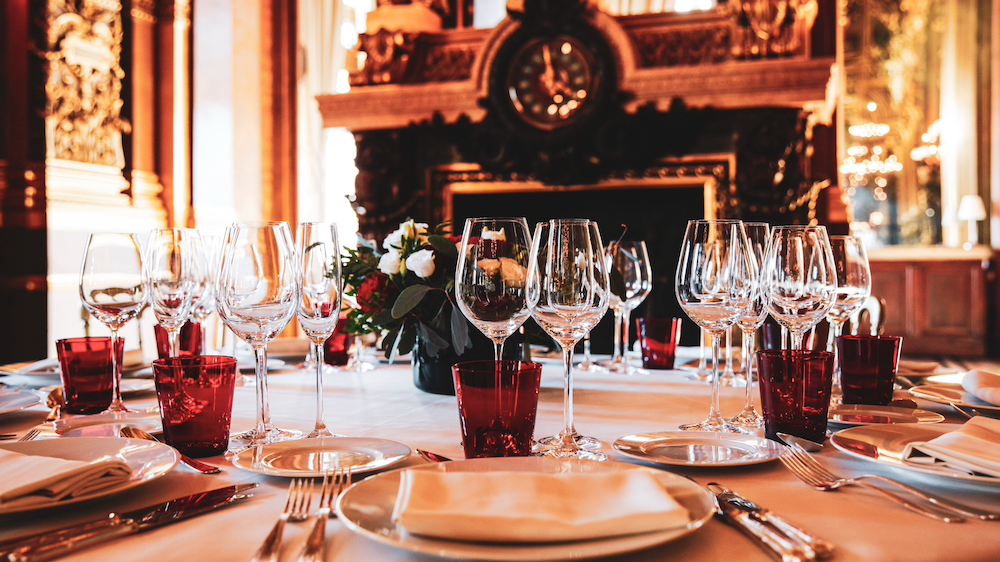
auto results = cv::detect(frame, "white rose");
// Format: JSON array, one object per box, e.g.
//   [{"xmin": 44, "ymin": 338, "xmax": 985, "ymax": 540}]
[
  {"xmin": 382, "ymin": 227, "xmax": 406, "ymax": 251},
  {"xmin": 410, "ymin": 221, "xmax": 430, "ymax": 243},
  {"xmin": 378, "ymin": 250, "xmax": 402, "ymax": 275},
  {"xmin": 405, "ymin": 249, "xmax": 436, "ymax": 278}
]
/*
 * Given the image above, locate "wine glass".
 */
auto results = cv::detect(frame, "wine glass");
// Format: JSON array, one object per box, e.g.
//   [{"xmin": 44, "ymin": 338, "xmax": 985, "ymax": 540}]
[
  {"xmin": 455, "ymin": 218, "xmax": 532, "ymax": 360},
  {"xmin": 761, "ymin": 225, "xmax": 837, "ymax": 350},
  {"xmin": 216, "ymin": 222, "xmax": 301, "ymax": 446},
  {"xmin": 674, "ymin": 219, "xmax": 748, "ymax": 432},
  {"xmin": 826, "ymin": 235, "xmax": 872, "ymax": 397},
  {"xmin": 145, "ymin": 228, "xmax": 197, "ymax": 357},
  {"xmin": 189, "ymin": 232, "xmax": 221, "ymax": 349},
  {"xmin": 79, "ymin": 233, "xmax": 147, "ymax": 414},
  {"xmin": 527, "ymin": 219, "xmax": 610, "ymax": 461},
  {"xmin": 603, "ymin": 241, "xmax": 652, "ymax": 374},
  {"xmin": 728, "ymin": 222, "xmax": 769, "ymax": 430},
  {"xmin": 296, "ymin": 222, "xmax": 343, "ymax": 438}
]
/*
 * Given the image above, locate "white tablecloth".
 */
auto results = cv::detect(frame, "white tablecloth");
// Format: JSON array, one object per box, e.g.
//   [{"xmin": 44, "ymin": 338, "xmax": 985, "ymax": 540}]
[{"xmin": 2, "ymin": 354, "xmax": 1000, "ymax": 562}]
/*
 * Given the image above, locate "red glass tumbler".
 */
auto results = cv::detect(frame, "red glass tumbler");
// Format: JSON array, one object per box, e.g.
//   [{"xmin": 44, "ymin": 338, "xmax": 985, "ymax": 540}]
[
  {"xmin": 757, "ymin": 350, "xmax": 834, "ymax": 443},
  {"xmin": 323, "ymin": 317, "xmax": 353, "ymax": 366},
  {"xmin": 453, "ymin": 360, "xmax": 542, "ymax": 458},
  {"xmin": 151, "ymin": 355, "xmax": 237, "ymax": 457},
  {"xmin": 636, "ymin": 318, "xmax": 683, "ymax": 369},
  {"xmin": 55, "ymin": 337, "xmax": 123, "ymax": 414},
  {"xmin": 153, "ymin": 320, "xmax": 204, "ymax": 359},
  {"xmin": 837, "ymin": 335, "xmax": 902, "ymax": 405}
]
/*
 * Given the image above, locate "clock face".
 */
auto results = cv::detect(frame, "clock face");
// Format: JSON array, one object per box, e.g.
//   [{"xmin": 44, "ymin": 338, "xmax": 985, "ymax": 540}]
[{"xmin": 506, "ymin": 35, "xmax": 599, "ymax": 131}]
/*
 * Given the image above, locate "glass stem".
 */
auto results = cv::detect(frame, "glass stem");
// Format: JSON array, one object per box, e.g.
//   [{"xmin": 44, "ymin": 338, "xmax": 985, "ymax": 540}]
[
  {"xmin": 108, "ymin": 328, "xmax": 126, "ymax": 413},
  {"xmin": 493, "ymin": 340, "xmax": 505, "ymax": 362},
  {"xmin": 610, "ymin": 308, "xmax": 623, "ymax": 362},
  {"xmin": 791, "ymin": 331, "xmax": 806, "ymax": 351},
  {"xmin": 254, "ymin": 345, "xmax": 271, "ymax": 439},
  {"xmin": 708, "ymin": 332, "xmax": 723, "ymax": 423},
  {"xmin": 313, "ymin": 342, "xmax": 327, "ymax": 433},
  {"xmin": 742, "ymin": 330, "xmax": 756, "ymax": 410},
  {"xmin": 831, "ymin": 320, "xmax": 844, "ymax": 394},
  {"xmin": 168, "ymin": 327, "xmax": 180, "ymax": 358},
  {"xmin": 560, "ymin": 344, "xmax": 576, "ymax": 447},
  {"xmin": 621, "ymin": 309, "xmax": 633, "ymax": 370}
]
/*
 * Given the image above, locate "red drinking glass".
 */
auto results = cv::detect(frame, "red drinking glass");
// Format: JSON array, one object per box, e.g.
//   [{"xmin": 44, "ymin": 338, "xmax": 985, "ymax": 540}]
[
  {"xmin": 453, "ymin": 360, "xmax": 542, "ymax": 458},
  {"xmin": 636, "ymin": 317, "xmax": 683, "ymax": 369},
  {"xmin": 153, "ymin": 320, "xmax": 204, "ymax": 359},
  {"xmin": 151, "ymin": 355, "xmax": 237, "ymax": 457},
  {"xmin": 757, "ymin": 350, "xmax": 834, "ymax": 443},
  {"xmin": 55, "ymin": 337, "xmax": 124, "ymax": 414},
  {"xmin": 323, "ymin": 317, "xmax": 353, "ymax": 366},
  {"xmin": 837, "ymin": 335, "xmax": 902, "ymax": 405}
]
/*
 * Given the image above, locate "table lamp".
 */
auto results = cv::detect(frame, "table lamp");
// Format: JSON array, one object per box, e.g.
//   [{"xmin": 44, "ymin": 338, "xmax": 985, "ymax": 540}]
[{"xmin": 957, "ymin": 194, "xmax": 987, "ymax": 249}]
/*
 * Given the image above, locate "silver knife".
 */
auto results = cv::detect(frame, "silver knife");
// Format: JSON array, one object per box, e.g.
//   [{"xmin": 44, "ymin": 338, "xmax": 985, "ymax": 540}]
[
  {"xmin": 712, "ymin": 490, "xmax": 815, "ymax": 562},
  {"xmin": 1, "ymin": 483, "xmax": 258, "ymax": 562},
  {"xmin": 709, "ymin": 483, "xmax": 833, "ymax": 560}
]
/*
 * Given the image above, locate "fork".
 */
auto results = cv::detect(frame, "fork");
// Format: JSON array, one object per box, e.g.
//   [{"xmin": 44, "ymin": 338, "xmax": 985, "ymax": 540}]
[
  {"xmin": 780, "ymin": 443, "xmax": 999, "ymax": 523},
  {"xmin": 18, "ymin": 429, "xmax": 40, "ymax": 442},
  {"xmin": 251, "ymin": 479, "xmax": 313, "ymax": 562},
  {"xmin": 297, "ymin": 467, "xmax": 351, "ymax": 562}
]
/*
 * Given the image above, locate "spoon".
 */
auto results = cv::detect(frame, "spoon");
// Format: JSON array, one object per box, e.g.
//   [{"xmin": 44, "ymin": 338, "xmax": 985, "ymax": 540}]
[
  {"xmin": 120, "ymin": 426, "xmax": 222, "ymax": 474},
  {"xmin": 45, "ymin": 387, "xmax": 63, "ymax": 422},
  {"xmin": 416, "ymin": 449, "xmax": 453, "ymax": 463},
  {"xmin": 776, "ymin": 432, "xmax": 824, "ymax": 452}
]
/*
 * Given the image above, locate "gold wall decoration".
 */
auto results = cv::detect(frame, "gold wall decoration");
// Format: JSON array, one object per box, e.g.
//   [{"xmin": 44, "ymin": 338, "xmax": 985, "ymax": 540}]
[{"xmin": 42, "ymin": 0, "xmax": 130, "ymax": 168}]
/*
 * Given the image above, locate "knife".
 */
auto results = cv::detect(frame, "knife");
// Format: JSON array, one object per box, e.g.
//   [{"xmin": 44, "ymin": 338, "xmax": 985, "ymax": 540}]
[
  {"xmin": 1, "ymin": 483, "xmax": 258, "ymax": 562},
  {"xmin": 709, "ymin": 483, "xmax": 833, "ymax": 561},
  {"xmin": 709, "ymin": 484, "xmax": 816, "ymax": 562}
]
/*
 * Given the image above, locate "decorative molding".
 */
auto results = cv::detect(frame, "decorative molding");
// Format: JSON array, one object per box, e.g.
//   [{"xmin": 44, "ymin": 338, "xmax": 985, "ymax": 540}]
[
  {"xmin": 42, "ymin": 0, "xmax": 130, "ymax": 168},
  {"xmin": 130, "ymin": 0, "xmax": 157, "ymax": 23}
]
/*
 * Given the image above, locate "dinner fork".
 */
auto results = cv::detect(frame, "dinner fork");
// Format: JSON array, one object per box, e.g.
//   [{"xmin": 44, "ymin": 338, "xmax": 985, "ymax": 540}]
[
  {"xmin": 296, "ymin": 467, "xmax": 352, "ymax": 562},
  {"xmin": 17, "ymin": 429, "xmax": 40, "ymax": 442},
  {"xmin": 251, "ymin": 479, "xmax": 313, "ymax": 562},
  {"xmin": 780, "ymin": 443, "xmax": 1000, "ymax": 522}
]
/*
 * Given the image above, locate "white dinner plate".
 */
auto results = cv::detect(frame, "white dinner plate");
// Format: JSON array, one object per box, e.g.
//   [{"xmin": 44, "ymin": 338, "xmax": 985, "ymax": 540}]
[
  {"xmin": 612, "ymin": 431, "xmax": 783, "ymax": 467},
  {"xmin": 335, "ymin": 457, "xmax": 716, "ymax": 561},
  {"xmin": 827, "ymin": 404, "xmax": 944, "ymax": 426},
  {"xmin": 129, "ymin": 357, "xmax": 287, "ymax": 379},
  {"xmin": 0, "ymin": 437, "xmax": 178, "ymax": 515},
  {"xmin": 909, "ymin": 383, "xmax": 1000, "ymax": 413},
  {"xmin": 232, "ymin": 436, "xmax": 411, "ymax": 477},
  {"xmin": 0, "ymin": 391, "xmax": 42, "ymax": 415},
  {"xmin": 39, "ymin": 379, "xmax": 156, "ymax": 397},
  {"xmin": 50, "ymin": 410, "xmax": 163, "ymax": 438},
  {"xmin": 830, "ymin": 424, "xmax": 999, "ymax": 486}
]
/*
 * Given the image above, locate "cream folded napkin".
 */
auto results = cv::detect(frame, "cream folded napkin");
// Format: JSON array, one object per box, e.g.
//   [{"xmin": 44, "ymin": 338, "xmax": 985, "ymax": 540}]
[
  {"xmin": 0, "ymin": 448, "xmax": 133, "ymax": 508},
  {"xmin": 897, "ymin": 360, "xmax": 939, "ymax": 374},
  {"xmin": 391, "ymin": 469, "xmax": 689, "ymax": 543},
  {"xmin": 903, "ymin": 417, "xmax": 1000, "ymax": 478},
  {"xmin": 961, "ymin": 369, "xmax": 1000, "ymax": 406}
]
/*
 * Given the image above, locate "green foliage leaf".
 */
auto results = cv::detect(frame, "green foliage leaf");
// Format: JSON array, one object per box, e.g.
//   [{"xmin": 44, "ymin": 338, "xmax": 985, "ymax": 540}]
[
  {"xmin": 382, "ymin": 328, "xmax": 401, "ymax": 361},
  {"xmin": 417, "ymin": 322, "xmax": 450, "ymax": 357},
  {"xmin": 450, "ymin": 303, "xmax": 470, "ymax": 354},
  {"xmin": 427, "ymin": 235, "xmax": 457, "ymax": 260},
  {"xmin": 397, "ymin": 324, "xmax": 417, "ymax": 356},
  {"xmin": 391, "ymin": 285, "xmax": 432, "ymax": 319}
]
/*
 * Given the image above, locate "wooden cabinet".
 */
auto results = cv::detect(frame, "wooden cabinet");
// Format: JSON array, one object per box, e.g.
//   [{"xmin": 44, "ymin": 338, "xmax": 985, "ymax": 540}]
[{"xmin": 868, "ymin": 247, "xmax": 991, "ymax": 356}]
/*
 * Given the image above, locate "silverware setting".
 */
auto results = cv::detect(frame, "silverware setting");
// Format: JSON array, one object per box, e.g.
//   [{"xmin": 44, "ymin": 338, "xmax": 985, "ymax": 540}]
[
  {"xmin": 251, "ymin": 478, "xmax": 313, "ymax": 562},
  {"xmin": 296, "ymin": 467, "xmax": 352, "ymax": 562},
  {"xmin": 18, "ymin": 429, "xmax": 40, "ymax": 442},
  {"xmin": 780, "ymin": 442, "xmax": 1000, "ymax": 522},
  {"xmin": 416, "ymin": 449, "xmax": 453, "ymax": 463},
  {"xmin": 119, "ymin": 426, "xmax": 222, "ymax": 474}
]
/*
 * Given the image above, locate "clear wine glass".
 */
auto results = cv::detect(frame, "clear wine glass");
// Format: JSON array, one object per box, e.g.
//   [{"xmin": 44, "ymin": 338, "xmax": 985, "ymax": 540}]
[
  {"xmin": 145, "ymin": 228, "xmax": 197, "ymax": 357},
  {"xmin": 674, "ymin": 219, "xmax": 749, "ymax": 432},
  {"xmin": 79, "ymin": 233, "xmax": 147, "ymax": 414},
  {"xmin": 216, "ymin": 222, "xmax": 301, "ymax": 447},
  {"xmin": 604, "ymin": 240, "xmax": 652, "ymax": 374},
  {"xmin": 728, "ymin": 222, "xmax": 769, "ymax": 431},
  {"xmin": 189, "ymin": 232, "xmax": 221, "ymax": 349},
  {"xmin": 761, "ymin": 225, "xmax": 837, "ymax": 350},
  {"xmin": 455, "ymin": 218, "xmax": 532, "ymax": 360},
  {"xmin": 826, "ymin": 235, "xmax": 872, "ymax": 398},
  {"xmin": 296, "ymin": 222, "xmax": 343, "ymax": 438},
  {"xmin": 527, "ymin": 219, "xmax": 610, "ymax": 461}
]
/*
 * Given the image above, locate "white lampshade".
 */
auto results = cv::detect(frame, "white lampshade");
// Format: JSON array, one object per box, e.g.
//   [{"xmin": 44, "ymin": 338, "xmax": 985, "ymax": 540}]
[{"xmin": 957, "ymin": 195, "xmax": 987, "ymax": 221}]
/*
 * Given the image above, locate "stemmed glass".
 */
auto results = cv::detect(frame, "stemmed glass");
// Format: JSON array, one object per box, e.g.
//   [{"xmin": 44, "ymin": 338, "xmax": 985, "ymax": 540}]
[
  {"xmin": 674, "ymin": 219, "xmax": 749, "ymax": 432},
  {"xmin": 145, "ymin": 228, "xmax": 197, "ymax": 357},
  {"xmin": 826, "ymin": 235, "xmax": 872, "ymax": 397},
  {"xmin": 455, "ymin": 218, "xmax": 532, "ymax": 360},
  {"xmin": 527, "ymin": 219, "xmax": 610, "ymax": 460},
  {"xmin": 296, "ymin": 222, "xmax": 343, "ymax": 438},
  {"xmin": 728, "ymin": 222, "xmax": 769, "ymax": 430},
  {"xmin": 761, "ymin": 225, "xmax": 837, "ymax": 350},
  {"xmin": 79, "ymin": 233, "xmax": 147, "ymax": 414},
  {"xmin": 603, "ymin": 241, "xmax": 652, "ymax": 374},
  {"xmin": 216, "ymin": 222, "xmax": 301, "ymax": 447},
  {"xmin": 189, "ymin": 232, "xmax": 221, "ymax": 350}
]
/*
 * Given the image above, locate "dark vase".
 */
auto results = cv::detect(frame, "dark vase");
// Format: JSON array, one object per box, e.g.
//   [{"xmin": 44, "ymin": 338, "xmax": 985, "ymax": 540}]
[{"xmin": 412, "ymin": 328, "xmax": 523, "ymax": 395}]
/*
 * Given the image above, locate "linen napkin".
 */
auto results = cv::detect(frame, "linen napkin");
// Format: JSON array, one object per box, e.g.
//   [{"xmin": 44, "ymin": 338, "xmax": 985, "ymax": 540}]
[
  {"xmin": 391, "ymin": 469, "xmax": 689, "ymax": 543},
  {"xmin": 960, "ymin": 369, "xmax": 1000, "ymax": 406},
  {"xmin": 897, "ymin": 360, "xmax": 939, "ymax": 375},
  {"xmin": 902, "ymin": 417, "xmax": 1000, "ymax": 478},
  {"xmin": 0, "ymin": 448, "xmax": 133, "ymax": 508}
]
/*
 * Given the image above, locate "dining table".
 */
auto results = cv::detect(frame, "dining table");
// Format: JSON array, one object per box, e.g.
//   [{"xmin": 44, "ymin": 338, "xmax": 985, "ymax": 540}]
[{"xmin": 1, "ymin": 347, "xmax": 999, "ymax": 562}]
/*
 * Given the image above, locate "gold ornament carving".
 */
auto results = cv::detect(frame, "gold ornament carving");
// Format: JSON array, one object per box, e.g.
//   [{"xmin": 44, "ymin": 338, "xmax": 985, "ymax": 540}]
[{"xmin": 42, "ymin": 0, "xmax": 130, "ymax": 168}]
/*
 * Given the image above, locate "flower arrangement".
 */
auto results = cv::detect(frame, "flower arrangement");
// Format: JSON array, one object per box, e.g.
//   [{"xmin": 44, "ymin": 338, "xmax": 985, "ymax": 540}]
[{"xmin": 341, "ymin": 219, "xmax": 472, "ymax": 359}]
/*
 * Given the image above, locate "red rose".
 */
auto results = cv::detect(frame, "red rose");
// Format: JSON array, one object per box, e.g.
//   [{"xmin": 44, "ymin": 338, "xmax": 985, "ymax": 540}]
[{"xmin": 356, "ymin": 272, "xmax": 395, "ymax": 315}]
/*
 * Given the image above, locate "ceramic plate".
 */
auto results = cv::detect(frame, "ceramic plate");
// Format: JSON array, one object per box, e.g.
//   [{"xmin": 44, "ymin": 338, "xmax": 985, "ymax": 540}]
[
  {"xmin": 129, "ymin": 358, "xmax": 287, "ymax": 379},
  {"xmin": 49, "ymin": 410, "xmax": 163, "ymax": 438},
  {"xmin": 335, "ymin": 457, "xmax": 715, "ymax": 562},
  {"xmin": 232, "ymin": 436, "xmax": 411, "ymax": 478},
  {"xmin": 828, "ymin": 404, "xmax": 944, "ymax": 426},
  {"xmin": 612, "ymin": 431, "xmax": 783, "ymax": 467},
  {"xmin": 0, "ymin": 391, "xmax": 42, "ymax": 415},
  {"xmin": 0, "ymin": 437, "xmax": 178, "ymax": 514},
  {"xmin": 830, "ymin": 424, "xmax": 999, "ymax": 486},
  {"xmin": 39, "ymin": 379, "xmax": 156, "ymax": 397},
  {"xmin": 909, "ymin": 383, "xmax": 1000, "ymax": 413}
]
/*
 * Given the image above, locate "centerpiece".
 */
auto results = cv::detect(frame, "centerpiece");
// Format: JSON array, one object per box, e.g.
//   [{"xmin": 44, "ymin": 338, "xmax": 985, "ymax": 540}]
[{"xmin": 341, "ymin": 219, "xmax": 506, "ymax": 394}]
